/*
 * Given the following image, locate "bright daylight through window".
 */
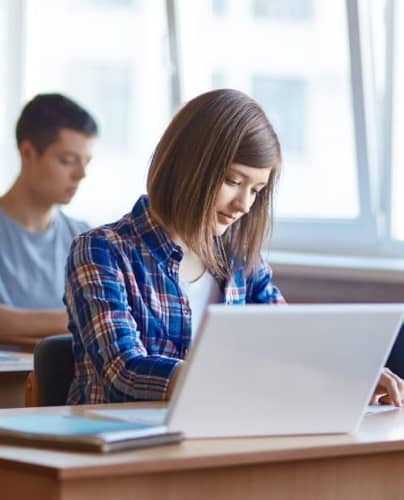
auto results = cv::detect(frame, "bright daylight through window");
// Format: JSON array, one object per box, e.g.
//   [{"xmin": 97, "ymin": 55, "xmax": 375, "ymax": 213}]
[
  {"xmin": 22, "ymin": 0, "xmax": 171, "ymax": 225},
  {"xmin": 391, "ymin": 0, "xmax": 404, "ymax": 241},
  {"xmin": 177, "ymin": 0, "xmax": 358, "ymax": 222},
  {"xmin": 0, "ymin": 0, "xmax": 403, "ymax": 259}
]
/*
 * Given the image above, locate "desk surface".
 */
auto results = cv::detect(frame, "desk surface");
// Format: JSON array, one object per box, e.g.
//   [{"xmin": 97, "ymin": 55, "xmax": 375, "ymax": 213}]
[
  {"xmin": 2, "ymin": 404, "xmax": 404, "ymax": 500},
  {"xmin": 0, "ymin": 403, "xmax": 403, "ymax": 479},
  {"xmin": 0, "ymin": 352, "xmax": 33, "ymax": 373}
]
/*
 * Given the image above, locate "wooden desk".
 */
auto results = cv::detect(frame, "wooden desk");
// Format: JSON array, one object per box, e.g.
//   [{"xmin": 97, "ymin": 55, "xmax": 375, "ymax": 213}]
[
  {"xmin": 0, "ymin": 352, "xmax": 33, "ymax": 408},
  {"xmin": 0, "ymin": 404, "xmax": 404, "ymax": 500}
]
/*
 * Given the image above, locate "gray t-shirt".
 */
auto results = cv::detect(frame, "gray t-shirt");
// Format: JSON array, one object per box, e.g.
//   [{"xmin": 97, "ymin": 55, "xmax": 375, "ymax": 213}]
[{"xmin": 0, "ymin": 208, "xmax": 89, "ymax": 309}]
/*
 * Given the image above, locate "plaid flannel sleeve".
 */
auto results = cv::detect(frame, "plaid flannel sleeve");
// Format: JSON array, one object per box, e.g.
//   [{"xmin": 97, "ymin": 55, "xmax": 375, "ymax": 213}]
[
  {"xmin": 246, "ymin": 256, "xmax": 286, "ymax": 304},
  {"xmin": 65, "ymin": 233, "xmax": 180, "ymax": 401}
]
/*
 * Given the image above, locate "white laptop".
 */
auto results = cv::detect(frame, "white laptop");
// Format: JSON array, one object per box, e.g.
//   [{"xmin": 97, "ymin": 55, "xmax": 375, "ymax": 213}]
[{"xmin": 90, "ymin": 303, "xmax": 404, "ymax": 437}]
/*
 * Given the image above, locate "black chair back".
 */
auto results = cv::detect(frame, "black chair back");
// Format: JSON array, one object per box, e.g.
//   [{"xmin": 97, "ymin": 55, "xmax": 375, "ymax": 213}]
[
  {"xmin": 34, "ymin": 334, "xmax": 74, "ymax": 406},
  {"xmin": 386, "ymin": 324, "xmax": 404, "ymax": 378}
]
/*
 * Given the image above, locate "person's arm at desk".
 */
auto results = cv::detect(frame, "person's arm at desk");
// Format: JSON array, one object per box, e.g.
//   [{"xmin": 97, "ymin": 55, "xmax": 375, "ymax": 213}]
[
  {"xmin": 371, "ymin": 367, "xmax": 404, "ymax": 407},
  {"xmin": 0, "ymin": 305, "xmax": 68, "ymax": 339},
  {"xmin": 166, "ymin": 361, "xmax": 185, "ymax": 400}
]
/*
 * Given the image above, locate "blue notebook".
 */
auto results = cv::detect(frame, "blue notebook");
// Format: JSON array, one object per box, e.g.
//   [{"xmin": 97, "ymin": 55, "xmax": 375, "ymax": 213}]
[{"xmin": 0, "ymin": 415, "xmax": 183, "ymax": 453}]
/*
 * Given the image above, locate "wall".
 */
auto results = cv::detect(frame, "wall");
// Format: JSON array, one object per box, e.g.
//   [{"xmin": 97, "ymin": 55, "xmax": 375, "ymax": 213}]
[{"xmin": 272, "ymin": 265, "xmax": 404, "ymax": 303}]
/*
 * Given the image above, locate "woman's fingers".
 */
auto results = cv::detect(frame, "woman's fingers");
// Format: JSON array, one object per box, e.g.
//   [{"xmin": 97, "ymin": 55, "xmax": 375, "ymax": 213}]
[{"xmin": 374, "ymin": 368, "xmax": 404, "ymax": 407}]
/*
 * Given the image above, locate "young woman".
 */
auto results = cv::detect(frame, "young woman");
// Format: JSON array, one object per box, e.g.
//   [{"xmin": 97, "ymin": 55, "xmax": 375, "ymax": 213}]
[{"xmin": 65, "ymin": 89, "xmax": 404, "ymax": 406}]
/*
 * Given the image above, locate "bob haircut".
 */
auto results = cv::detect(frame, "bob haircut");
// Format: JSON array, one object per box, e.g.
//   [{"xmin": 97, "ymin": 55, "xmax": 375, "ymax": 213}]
[{"xmin": 147, "ymin": 88, "xmax": 281, "ymax": 279}]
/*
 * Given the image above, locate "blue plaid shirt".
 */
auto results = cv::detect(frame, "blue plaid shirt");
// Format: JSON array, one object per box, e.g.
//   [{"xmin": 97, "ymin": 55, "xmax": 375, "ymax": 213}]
[{"xmin": 65, "ymin": 195, "xmax": 284, "ymax": 404}]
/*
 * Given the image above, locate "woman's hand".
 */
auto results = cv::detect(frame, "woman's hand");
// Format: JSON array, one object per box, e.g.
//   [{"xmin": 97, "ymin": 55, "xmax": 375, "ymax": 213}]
[{"xmin": 370, "ymin": 367, "xmax": 404, "ymax": 407}]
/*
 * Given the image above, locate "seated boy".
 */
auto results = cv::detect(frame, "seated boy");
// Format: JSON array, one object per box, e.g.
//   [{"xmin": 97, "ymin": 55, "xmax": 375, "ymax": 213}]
[{"xmin": 0, "ymin": 94, "xmax": 98, "ymax": 344}]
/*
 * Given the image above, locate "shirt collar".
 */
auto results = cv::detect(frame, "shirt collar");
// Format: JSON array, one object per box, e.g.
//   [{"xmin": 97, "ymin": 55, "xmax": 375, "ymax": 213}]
[{"xmin": 130, "ymin": 195, "xmax": 183, "ymax": 263}]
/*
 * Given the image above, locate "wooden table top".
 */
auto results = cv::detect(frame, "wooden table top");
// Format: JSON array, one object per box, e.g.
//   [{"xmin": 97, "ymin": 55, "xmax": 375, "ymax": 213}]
[
  {"xmin": 0, "ymin": 403, "xmax": 403, "ymax": 480},
  {"xmin": 0, "ymin": 352, "xmax": 33, "ymax": 373}
]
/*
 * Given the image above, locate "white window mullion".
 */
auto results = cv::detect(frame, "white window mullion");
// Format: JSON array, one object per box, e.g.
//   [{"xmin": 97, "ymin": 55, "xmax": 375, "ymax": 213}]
[
  {"xmin": 345, "ymin": 0, "xmax": 373, "ymax": 229},
  {"xmin": 378, "ymin": 0, "xmax": 394, "ymax": 245},
  {"xmin": 166, "ymin": 0, "xmax": 182, "ymax": 113},
  {"xmin": 358, "ymin": 0, "xmax": 386, "ymax": 243}
]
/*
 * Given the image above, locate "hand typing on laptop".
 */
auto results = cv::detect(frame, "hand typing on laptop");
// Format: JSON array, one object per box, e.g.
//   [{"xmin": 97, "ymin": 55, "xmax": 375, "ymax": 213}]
[{"xmin": 371, "ymin": 367, "xmax": 404, "ymax": 407}]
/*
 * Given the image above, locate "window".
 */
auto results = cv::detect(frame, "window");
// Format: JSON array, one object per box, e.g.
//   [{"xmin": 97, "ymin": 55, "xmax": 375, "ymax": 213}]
[
  {"xmin": 253, "ymin": 77, "xmax": 306, "ymax": 156},
  {"xmin": 0, "ymin": 5, "xmax": 7, "ymax": 189},
  {"xmin": 76, "ymin": 0, "xmax": 138, "ymax": 7},
  {"xmin": 253, "ymin": 0, "xmax": 312, "ymax": 20},
  {"xmin": 212, "ymin": 0, "xmax": 227, "ymax": 16},
  {"xmin": 176, "ymin": 0, "xmax": 360, "ymax": 229},
  {"xmin": 0, "ymin": 2, "xmax": 23, "ymax": 191},
  {"xmin": 392, "ymin": 1, "xmax": 404, "ymax": 241},
  {"xmin": 211, "ymin": 71, "xmax": 226, "ymax": 88},
  {"xmin": 1, "ymin": 0, "xmax": 403, "ymax": 261},
  {"xmin": 4, "ymin": 0, "xmax": 170, "ymax": 226},
  {"xmin": 66, "ymin": 63, "xmax": 132, "ymax": 150}
]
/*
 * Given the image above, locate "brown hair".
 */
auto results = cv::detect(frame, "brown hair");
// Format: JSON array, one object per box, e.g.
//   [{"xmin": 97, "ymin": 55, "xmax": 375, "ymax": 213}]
[
  {"xmin": 16, "ymin": 93, "xmax": 98, "ymax": 154},
  {"xmin": 147, "ymin": 89, "xmax": 281, "ymax": 279}
]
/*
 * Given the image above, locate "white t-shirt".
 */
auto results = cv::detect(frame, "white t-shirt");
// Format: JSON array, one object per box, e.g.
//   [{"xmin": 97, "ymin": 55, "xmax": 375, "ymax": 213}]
[{"xmin": 180, "ymin": 271, "xmax": 222, "ymax": 337}]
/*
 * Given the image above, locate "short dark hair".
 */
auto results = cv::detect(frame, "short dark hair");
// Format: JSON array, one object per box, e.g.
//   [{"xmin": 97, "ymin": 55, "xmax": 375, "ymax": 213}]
[
  {"xmin": 147, "ymin": 88, "xmax": 281, "ymax": 279},
  {"xmin": 16, "ymin": 93, "xmax": 98, "ymax": 154}
]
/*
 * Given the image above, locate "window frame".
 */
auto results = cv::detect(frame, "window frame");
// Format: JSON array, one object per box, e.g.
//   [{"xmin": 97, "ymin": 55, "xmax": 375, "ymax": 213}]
[
  {"xmin": 263, "ymin": 0, "xmax": 404, "ymax": 259},
  {"xmin": 267, "ymin": 0, "xmax": 379, "ymax": 257}
]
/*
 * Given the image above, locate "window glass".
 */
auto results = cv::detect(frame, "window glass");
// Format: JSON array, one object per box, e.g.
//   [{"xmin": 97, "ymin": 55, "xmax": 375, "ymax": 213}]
[
  {"xmin": 0, "ymin": 5, "xmax": 7, "ymax": 189},
  {"xmin": 177, "ymin": 0, "xmax": 359, "ymax": 219},
  {"xmin": 253, "ymin": 77, "xmax": 306, "ymax": 156},
  {"xmin": 0, "ymin": 3, "xmax": 20, "ymax": 192},
  {"xmin": 212, "ymin": 0, "xmax": 227, "ymax": 16},
  {"xmin": 2, "ymin": 0, "xmax": 400, "ymax": 257},
  {"xmin": 21, "ymin": 0, "xmax": 170, "ymax": 226},
  {"xmin": 253, "ymin": 0, "xmax": 312, "ymax": 20},
  {"xmin": 66, "ymin": 63, "xmax": 132, "ymax": 150},
  {"xmin": 391, "ymin": 2, "xmax": 404, "ymax": 241},
  {"xmin": 73, "ymin": 0, "xmax": 138, "ymax": 8}
]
